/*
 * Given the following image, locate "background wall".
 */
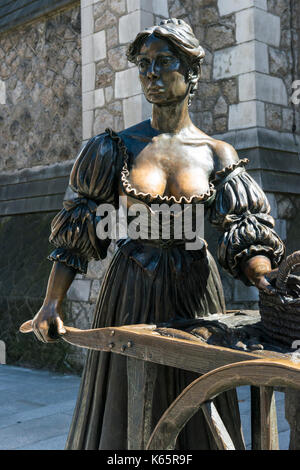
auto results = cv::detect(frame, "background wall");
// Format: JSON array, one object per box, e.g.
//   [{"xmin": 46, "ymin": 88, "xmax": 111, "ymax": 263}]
[{"xmin": 0, "ymin": 0, "xmax": 84, "ymax": 372}]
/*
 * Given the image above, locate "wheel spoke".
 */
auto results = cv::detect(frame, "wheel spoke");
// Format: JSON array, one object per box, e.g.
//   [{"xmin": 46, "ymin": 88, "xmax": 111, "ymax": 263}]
[
  {"xmin": 251, "ymin": 386, "xmax": 279, "ymax": 450},
  {"xmin": 260, "ymin": 386, "xmax": 279, "ymax": 450},
  {"xmin": 201, "ymin": 401, "xmax": 236, "ymax": 450}
]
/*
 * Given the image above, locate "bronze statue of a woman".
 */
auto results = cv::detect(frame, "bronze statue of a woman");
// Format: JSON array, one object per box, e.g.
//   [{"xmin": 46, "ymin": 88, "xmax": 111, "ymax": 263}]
[{"xmin": 31, "ymin": 19, "xmax": 284, "ymax": 449}]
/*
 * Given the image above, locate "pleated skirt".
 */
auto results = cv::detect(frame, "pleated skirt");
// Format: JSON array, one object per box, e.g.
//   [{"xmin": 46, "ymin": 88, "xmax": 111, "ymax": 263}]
[{"xmin": 65, "ymin": 239, "xmax": 244, "ymax": 450}]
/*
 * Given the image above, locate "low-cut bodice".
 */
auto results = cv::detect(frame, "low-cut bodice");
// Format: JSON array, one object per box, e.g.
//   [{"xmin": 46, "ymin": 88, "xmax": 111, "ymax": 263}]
[{"xmin": 48, "ymin": 122, "xmax": 285, "ymax": 285}]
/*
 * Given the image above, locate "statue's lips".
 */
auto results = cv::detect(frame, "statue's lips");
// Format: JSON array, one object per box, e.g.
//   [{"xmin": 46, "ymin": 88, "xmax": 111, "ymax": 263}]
[{"xmin": 147, "ymin": 86, "xmax": 165, "ymax": 94}]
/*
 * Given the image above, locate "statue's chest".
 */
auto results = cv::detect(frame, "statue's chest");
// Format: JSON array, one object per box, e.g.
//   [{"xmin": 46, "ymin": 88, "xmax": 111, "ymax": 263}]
[{"xmin": 127, "ymin": 135, "xmax": 214, "ymax": 199}]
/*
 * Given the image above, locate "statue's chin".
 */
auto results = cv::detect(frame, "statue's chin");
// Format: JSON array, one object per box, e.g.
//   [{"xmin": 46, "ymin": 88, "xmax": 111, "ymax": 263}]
[{"xmin": 145, "ymin": 95, "xmax": 186, "ymax": 107}]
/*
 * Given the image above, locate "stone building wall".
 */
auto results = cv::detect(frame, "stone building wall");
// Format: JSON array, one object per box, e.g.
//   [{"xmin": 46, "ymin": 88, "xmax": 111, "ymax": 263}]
[
  {"xmin": 0, "ymin": 4, "xmax": 82, "ymax": 172},
  {"xmin": 167, "ymin": 0, "xmax": 300, "ymax": 137},
  {"xmin": 0, "ymin": 2, "xmax": 86, "ymax": 372},
  {"xmin": 168, "ymin": 0, "xmax": 238, "ymax": 136}
]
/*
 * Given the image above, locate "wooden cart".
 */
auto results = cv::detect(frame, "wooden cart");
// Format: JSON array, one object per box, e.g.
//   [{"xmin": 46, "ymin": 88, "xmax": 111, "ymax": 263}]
[{"xmin": 20, "ymin": 310, "xmax": 300, "ymax": 450}]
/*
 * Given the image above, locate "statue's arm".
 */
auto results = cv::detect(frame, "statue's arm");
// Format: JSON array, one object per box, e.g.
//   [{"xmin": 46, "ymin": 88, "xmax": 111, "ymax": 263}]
[
  {"xmin": 209, "ymin": 138, "xmax": 284, "ymax": 292},
  {"xmin": 32, "ymin": 132, "xmax": 119, "ymax": 342},
  {"xmin": 32, "ymin": 262, "xmax": 76, "ymax": 342}
]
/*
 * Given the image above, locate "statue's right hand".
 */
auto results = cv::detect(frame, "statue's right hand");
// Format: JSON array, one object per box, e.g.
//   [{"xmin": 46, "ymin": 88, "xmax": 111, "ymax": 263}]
[{"xmin": 32, "ymin": 302, "xmax": 66, "ymax": 343}]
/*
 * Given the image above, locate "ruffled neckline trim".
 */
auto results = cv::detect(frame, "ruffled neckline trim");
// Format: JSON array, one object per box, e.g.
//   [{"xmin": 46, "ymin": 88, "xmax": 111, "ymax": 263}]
[
  {"xmin": 105, "ymin": 128, "xmax": 248, "ymax": 206},
  {"xmin": 120, "ymin": 159, "xmax": 216, "ymax": 205}
]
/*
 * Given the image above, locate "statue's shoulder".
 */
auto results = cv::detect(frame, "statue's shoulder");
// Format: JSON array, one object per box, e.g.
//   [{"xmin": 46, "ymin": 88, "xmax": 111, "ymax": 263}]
[{"xmin": 206, "ymin": 135, "xmax": 239, "ymax": 169}]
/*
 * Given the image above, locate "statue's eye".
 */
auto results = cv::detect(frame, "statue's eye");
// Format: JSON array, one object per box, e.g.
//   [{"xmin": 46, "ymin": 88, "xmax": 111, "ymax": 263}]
[
  {"xmin": 161, "ymin": 57, "xmax": 172, "ymax": 66},
  {"xmin": 138, "ymin": 59, "xmax": 149, "ymax": 71}
]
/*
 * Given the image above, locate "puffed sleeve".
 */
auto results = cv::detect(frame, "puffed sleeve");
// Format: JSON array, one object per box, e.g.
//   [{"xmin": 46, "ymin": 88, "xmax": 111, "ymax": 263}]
[
  {"xmin": 209, "ymin": 158, "xmax": 285, "ymax": 285},
  {"xmin": 48, "ymin": 131, "xmax": 120, "ymax": 274}
]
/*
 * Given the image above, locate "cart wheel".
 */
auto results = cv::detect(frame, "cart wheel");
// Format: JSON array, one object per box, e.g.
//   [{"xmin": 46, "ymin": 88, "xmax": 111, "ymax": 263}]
[{"xmin": 146, "ymin": 359, "xmax": 300, "ymax": 450}]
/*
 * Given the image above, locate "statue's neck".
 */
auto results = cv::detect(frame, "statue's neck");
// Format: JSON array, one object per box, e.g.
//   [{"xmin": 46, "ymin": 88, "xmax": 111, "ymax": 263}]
[{"xmin": 150, "ymin": 96, "xmax": 192, "ymax": 134}]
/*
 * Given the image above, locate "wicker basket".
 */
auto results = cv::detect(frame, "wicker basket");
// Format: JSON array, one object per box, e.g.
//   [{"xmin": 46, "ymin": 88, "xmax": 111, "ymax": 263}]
[{"xmin": 259, "ymin": 251, "xmax": 300, "ymax": 346}]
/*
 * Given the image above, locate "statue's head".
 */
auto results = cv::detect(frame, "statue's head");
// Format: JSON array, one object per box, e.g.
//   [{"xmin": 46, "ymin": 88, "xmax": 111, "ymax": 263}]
[{"xmin": 127, "ymin": 19, "xmax": 205, "ymax": 106}]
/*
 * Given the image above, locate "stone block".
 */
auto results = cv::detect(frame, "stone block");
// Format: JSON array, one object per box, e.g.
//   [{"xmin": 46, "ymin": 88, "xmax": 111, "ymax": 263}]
[
  {"xmin": 107, "ymin": 25, "xmax": 118, "ymax": 49},
  {"xmin": 82, "ymin": 62, "xmax": 95, "ymax": 93},
  {"xmin": 62, "ymin": 59, "xmax": 76, "ymax": 80},
  {"xmin": 82, "ymin": 91, "xmax": 94, "ymax": 111},
  {"xmin": 206, "ymin": 24, "xmax": 235, "ymax": 50},
  {"xmin": 70, "ymin": 301, "xmax": 95, "ymax": 329},
  {"xmin": 108, "ymin": 45, "xmax": 128, "ymax": 71},
  {"xmin": 119, "ymin": 10, "xmax": 154, "ymax": 44},
  {"xmin": 82, "ymin": 110, "xmax": 93, "ymax": 140},
  {"xmin": 105, "ymin": 86, "xmax": 114, "ymax": 102},
  {"xmin": 93, "ymin": 107, "xmax": 114, "ymax": 135},
  {"xmin": 81, "ymin": 0, "xmax": 94, "ymax": 7},
  {"xmin": 93, "ymin": 30, "xmax": 106, "ymax": 62},
  {"xmin": 82, "ymin": 35, "xmax": 93, "ymax": 66},
  {"xmin": 81, "ymin": 5, "xmax": 94, "ymax": 38},
  {"xmin": 67, "ymin": 279, "xmax": 91, "ymax": 302},
  {"xmin": 90, "ymin": 279, "xmax": 101, "ymax": 302},
  {"xmin": 239, "ymin": 72, "xmax": 256, "ymax": 101},
  {"xmin": 95, "ymin": 10, "xmax": 117, "ymax": 32},
  {"xmin": 269, "ymin": 47, "xmax": 289, "ymax": 76},
  {"xmin": 123, "ymin": 93, "xmax": 152, "ymax": 128},
  {"xmin": 236, "ymin": 8, "xmax": 280, "ymax": 46},
  {"xmin": 94, "ymin": 88, "xmax": 105, "ymax": 108},
  {"xmin": 127, "ymin": 0, "xmax": 150, "ymax": 12},
  {"xmin": 115, "ymin": 67, "xmax": 142, "ymax": 98},
  {"xmin": 255, "ymin": 41, "xmax": 269, "ymax": 74},
  {"xmin": 213, "ymin": 42, "xmax": 268, "ymax": 80},
  {"xmin": 0, "ymin": 340, "xmax": 5, "ymax": 364},
  {"xmin": 0, "ymin": 80, "xmax": 5, "ymax": 104},
  {"xmin": 266, "ymin": 103, "xmax": 282, "ymax": 130},
  {"xmin": 239, "ymin": 72, "xmax": 288, "ymax": 105},
  {"xmin": 217, "ymin": 0, "xmax": 267, "ymax": 16},
  {"xmin": 214, "ymin": 95, "xmax": 228, "ymax": 116},
  {"xmin": 282, "ymin": 108, "xmax": 293, "ymax": 132},
  {"xmin": 127, "ymin": 0, "xmax": 168, "ymax": 16},
  {"xmin": 168, "ymin": 0, "xmax": 186, "ymax": 17},
  {"xmin": 228, "ymin": 100, "xmax": 265, "ymax": 129},
  {"xmin": 152, "ymin": 0, "xmax": 169, "ymax": 17},
  {"xmin": 110, "ymin": 0, "xmax": 126, "ymax": 15}
]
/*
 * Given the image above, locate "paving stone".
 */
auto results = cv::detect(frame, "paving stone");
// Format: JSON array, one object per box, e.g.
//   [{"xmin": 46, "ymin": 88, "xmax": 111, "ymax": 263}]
[
  {"xmin": 15, "ymin": 433, "xmax": 69, "ymax": 450},
  {"xmin": 0, "ymin": 365, "xmax": 80, "ymax": 450},
  {"xmin": 0, "ymin": 413, "xmax": 73, "ymax": 450}
]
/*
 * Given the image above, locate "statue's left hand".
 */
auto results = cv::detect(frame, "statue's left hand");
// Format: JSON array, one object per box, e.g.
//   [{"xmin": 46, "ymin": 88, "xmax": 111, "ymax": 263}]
[
  {"xmin": 255, "ymin": 272, "xmax": 277, "ymax": 295},
  {"xmin": 244, "ymin": 256, "xmax": 278, "ymax": 295}
]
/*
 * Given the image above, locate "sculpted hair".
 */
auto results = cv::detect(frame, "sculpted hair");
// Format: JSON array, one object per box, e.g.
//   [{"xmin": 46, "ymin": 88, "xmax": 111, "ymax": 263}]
[{"xmin": 127, "ymin": 18, "xmax": 205, "ymax": 105}]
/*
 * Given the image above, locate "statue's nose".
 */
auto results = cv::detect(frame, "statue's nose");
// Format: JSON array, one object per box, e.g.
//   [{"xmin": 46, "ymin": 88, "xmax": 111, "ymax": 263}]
[{"xmin": 147, "ymin": 61, "xmax": 159, "ymax": 79}]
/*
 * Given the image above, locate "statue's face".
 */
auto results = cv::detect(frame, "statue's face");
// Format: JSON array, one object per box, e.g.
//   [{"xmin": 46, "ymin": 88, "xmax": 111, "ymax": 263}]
[{"xmin": 137, "ymin": 35, "xmax": 190, "ymax": 106}]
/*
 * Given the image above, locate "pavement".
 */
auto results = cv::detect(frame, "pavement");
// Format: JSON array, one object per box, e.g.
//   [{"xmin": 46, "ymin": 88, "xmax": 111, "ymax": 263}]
[
  {"xmin": 0, "ymin": 364, "xmax": 80, "ymax": 450},
  {"xmin": 0, "ymin": 364, "xmax": 291, "ymax": 450}
]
